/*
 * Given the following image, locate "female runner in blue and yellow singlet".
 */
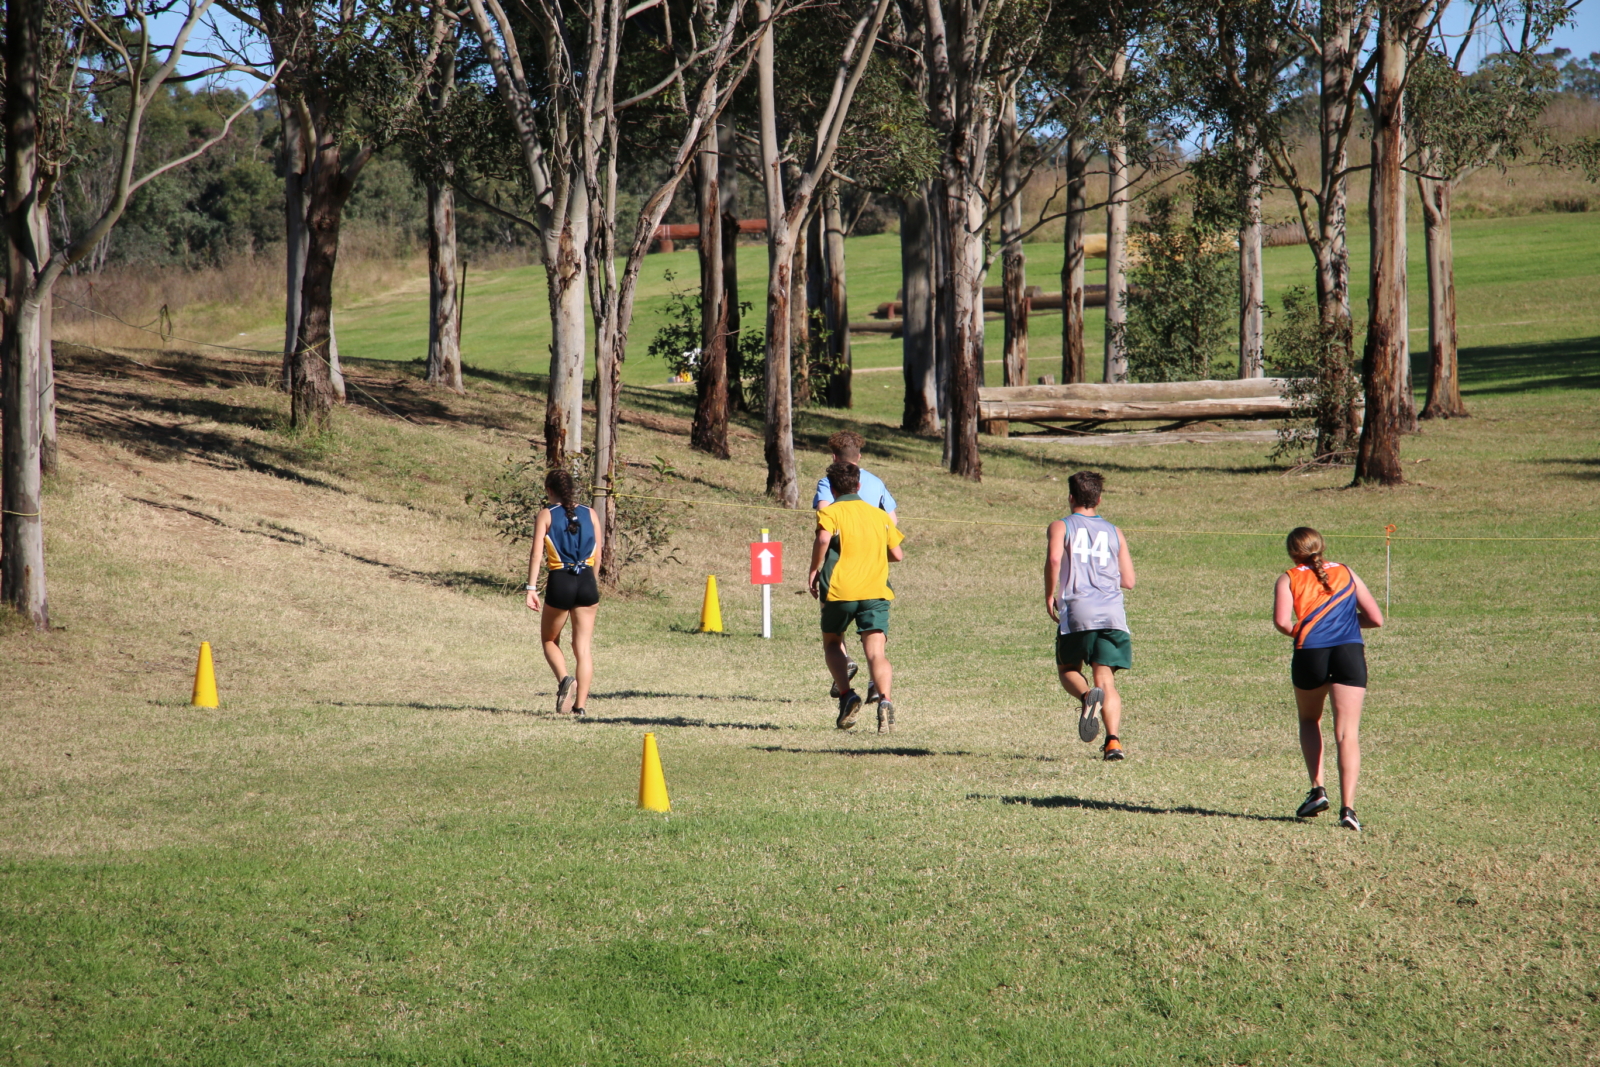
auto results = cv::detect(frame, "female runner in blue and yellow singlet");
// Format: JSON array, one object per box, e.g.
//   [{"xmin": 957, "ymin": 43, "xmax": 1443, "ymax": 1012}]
[
  {"xmin": 526, "ymin": 469, "xmax": 604, "ymax": 717},
  {"xmin": 1273, "ymin": 527, "xmax": 1383, "ymax": 830}
]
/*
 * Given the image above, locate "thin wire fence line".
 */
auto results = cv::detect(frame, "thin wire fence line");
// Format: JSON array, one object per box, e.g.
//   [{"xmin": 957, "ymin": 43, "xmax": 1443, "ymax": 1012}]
[{"xmin": 611, "ymin": 493, "xmax": 1600, "ymax": 541}]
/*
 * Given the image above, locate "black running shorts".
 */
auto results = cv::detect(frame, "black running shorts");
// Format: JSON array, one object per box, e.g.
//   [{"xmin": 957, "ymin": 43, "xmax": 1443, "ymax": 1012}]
[
  {"xmin": 1291, "ymin": 642, "xmax": 1367, "ymax": 690},
  {"xmin": 545, "ymin": 568, "xmax": 600, "ymax": 610}
]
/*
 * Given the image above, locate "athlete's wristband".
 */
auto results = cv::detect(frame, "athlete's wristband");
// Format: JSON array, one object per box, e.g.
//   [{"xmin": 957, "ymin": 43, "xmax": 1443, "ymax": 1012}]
[{"xmin": 525, "ymin": 584, "xmax": 538, "ymax": 591}]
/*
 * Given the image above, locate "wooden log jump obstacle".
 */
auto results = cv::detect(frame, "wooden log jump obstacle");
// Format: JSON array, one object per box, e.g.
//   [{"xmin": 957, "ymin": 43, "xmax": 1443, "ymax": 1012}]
[
  {"xmin": 978, "ymin": 378, "xmax": 1306, "ymax": 437},
  {"xmin": 651, "ymin": 218, "xmax": 768, "ymax": 254}
]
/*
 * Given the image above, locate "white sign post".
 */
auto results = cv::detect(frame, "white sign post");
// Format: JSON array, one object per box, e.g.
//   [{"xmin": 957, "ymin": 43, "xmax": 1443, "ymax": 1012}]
[
  {"xmin": 749, "ymin": 530, "xmax": 783, "ymax": 638},
  {"xmin": 759, "ymin": 528, "xmax": 771, "ymax": 639}
]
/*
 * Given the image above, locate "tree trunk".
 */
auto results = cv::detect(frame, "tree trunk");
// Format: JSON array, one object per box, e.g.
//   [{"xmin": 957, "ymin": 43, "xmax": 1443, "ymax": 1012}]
[
  {"xmin": 691, "ymin": 126, "xmax": 730, "ymax": 457},
  {"xmin": 2, "ymin": 0, "xmax": 49, "ymax": 627},
  {"xmin": 1061, "ymin": 134, "xmax": 1090, "ymax": 384},
  {"xmin": 425, "ymin": 180, "xmax": 464, "ymax": 392},
  {"xmin": 1418, "ymin": 169, "xmax": 1466, "ymax": 418},
  {"xmin": 37, "ymin": 208, "xmax": 57, "ymax": 475},
  {"xmin": 822, "ymin": 184, "xmax": 852, "ymax": 407},
  {"xmin": 291, "ymin": 182, "xmax": 343, "ymax": 428},
  {"xmin": 944, "ymin": 174, "xmax": 984, "ymax": 480},
  {"xmin": 281, "ymin": 99, "xmax": 309, "ymax": 391},
  {"xmin": 757, "ymin": 0, "xmax": 798, "ymax": 506},
  {"xmin": 718, "ymin": 117, "xmax": 745, "ymax": 414},
  {"xmin": 931, "ymin": 180, "xmax": 953, "ymax": 455},
  {"xmin": 1000, "ymin": 91, "xmax": 1028, "ymax": 387},
  {"xmin": 1238, "ymin": 142, "xmax": 1265, "ymax": 379},
  {"xmin": 1103, "ymin": 58, "xmax": 1129, "ymax": 384},
  {"xmin": 900, "ymin": 187, "xmax": 939, "ymax": 433},
  {"xmin": 1318, "ymin": 0, "xmax": 1353, "ymax": 323},
  {"xmin": 1354, "ymin": 13, "xmax": 1408, "ymax": 487},
  {"xmin": 544, "ymin": 178, "xmax": 589, "ymax": 462},
  {"xmin": 793, "ymin": 201, "xmax": 815, "ymax": 407}
]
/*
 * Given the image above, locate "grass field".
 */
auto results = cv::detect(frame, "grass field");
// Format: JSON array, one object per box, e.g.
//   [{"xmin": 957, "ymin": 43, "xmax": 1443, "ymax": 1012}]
[{"xmin": 3, "ymin": 212, "xmax": 1598, "ymax": 1065}]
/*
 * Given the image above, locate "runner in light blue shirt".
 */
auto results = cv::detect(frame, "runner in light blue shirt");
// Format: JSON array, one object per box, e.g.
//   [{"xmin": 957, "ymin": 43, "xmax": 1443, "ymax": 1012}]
[{"xmin": 812, "ymin": 430, "xmax": 898, "ymax": 520}]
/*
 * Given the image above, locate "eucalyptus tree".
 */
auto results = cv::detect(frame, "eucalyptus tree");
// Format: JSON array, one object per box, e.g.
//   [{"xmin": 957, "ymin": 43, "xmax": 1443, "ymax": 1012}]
[
  {"xmin": 3, "ymin": 0, "xmax": 276, "ymax": 627},
  {"xmin": 1353, "ymin": 0, "xmax": 1465, "ymax": 485},
  {"xmin": 471, "ymin": 0, "xmax": 762, "ymax": 568},
  {"xmin": 1026, "ymin": 0, "xmax": 1166, "ymax": 386},
  {"xmin": 1174, "ymin": 0, "xmax": 1306, "ymax": 379},
  {"xmin": 401, "ymin": 1, "xmax": 468, "ymax": 393},
  {"xmin": 457, "ymin": 0, "xmax": 596, "ymax": 461},
  {"xmin": 756, "ymin": 0, "xmax": 892, "ymax": 504},
  {"xmin": 1405, "ymin": 0, "xmax": 1571, "ymax": 420},
  {"xmin": 222, "ymin": 0, "xmax": 445, "ymax": 429}
]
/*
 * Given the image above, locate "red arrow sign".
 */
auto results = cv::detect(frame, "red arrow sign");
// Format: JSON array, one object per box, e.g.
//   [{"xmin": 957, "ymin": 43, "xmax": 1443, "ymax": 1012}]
[{"xmin": 749, "ymin": 541, "xmax": 783, "ymax": 585}]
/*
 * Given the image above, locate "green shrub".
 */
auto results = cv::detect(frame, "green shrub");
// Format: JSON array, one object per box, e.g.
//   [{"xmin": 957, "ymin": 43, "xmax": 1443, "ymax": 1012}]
[
  {"xmin": 1267, "ymin": 286, "xmax": 1362, "ymax": 463},
  {"xmin": 1115, "ymin": 192, "xmax": 1238, "ymax": 383}
]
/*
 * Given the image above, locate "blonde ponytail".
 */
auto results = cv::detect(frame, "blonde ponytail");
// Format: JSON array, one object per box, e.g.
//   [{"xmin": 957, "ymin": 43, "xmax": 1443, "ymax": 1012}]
[{"xmin": 1286, "ymin": 526, "xmax": 1333, "ymax": 592}]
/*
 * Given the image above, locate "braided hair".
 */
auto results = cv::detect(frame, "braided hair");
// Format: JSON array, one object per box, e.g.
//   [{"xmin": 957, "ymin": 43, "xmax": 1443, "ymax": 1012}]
[
  {"xmin": 1286, "ymin": 526, "xmax": 1332, "ymax": 592},
  {"xmin": 545, "ymin": 468, "xmax": 581, "ymax": 535}
]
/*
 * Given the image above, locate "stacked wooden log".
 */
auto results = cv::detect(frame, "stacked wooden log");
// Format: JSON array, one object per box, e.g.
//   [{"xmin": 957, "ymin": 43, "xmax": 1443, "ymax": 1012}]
[{"xmin": 977, "ymin": 379, "xmax": 1302, "ymax": 436}]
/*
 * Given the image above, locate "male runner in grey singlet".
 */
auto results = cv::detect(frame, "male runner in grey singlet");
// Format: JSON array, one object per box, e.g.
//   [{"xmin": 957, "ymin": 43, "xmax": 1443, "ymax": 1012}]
[{"xmin": 1044, "ymin": 471, "xmax": 1137, "ymax": 760}]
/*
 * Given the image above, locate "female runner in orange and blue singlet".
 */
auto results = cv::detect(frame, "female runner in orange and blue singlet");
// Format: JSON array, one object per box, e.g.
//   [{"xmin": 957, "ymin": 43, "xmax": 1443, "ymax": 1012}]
[{"xmin": 1273, "ymin": 527, "xmax": 1384, "ymax": 830}]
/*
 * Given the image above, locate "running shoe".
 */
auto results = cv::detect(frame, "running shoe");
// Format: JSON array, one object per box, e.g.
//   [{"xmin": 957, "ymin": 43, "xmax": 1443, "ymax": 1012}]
[
  {"xmin": 572, "ymin": 706, "xmax": 585, "ymax": 718},
  {"xmin": 836, "ymin": 690, "xmax": 863, "ymax": 731},
  {"xmin": 1339, "ymin": 807, "xmax": 1361, "ymax": 832},
  {"xmin": 556, "ymin": 675, "xmax": 578, "ymax": 715},
  {"xmin": 877, "ymin": 699, "xmax": 895, "ymax": 735},
  {"xmin": 866, "ymin": 679, "xmax": 882, "ymax": 704},
  {"xmin": 829, "ymin": 660, "xmax": 860, "ymax": 699},
  {"xmin": 1102, "ymin": 737, "xmax": 1125, "ymax": 761},
  {"xmin": 1078, "ymin": 687, "xmax": 1103, "ymax": 743},
  {"xmin": 1296, "ymin": 786, "xmax": 1330, "ymax": 819}
]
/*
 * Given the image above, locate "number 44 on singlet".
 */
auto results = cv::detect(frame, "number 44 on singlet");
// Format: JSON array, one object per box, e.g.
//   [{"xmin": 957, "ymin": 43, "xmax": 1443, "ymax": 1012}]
[{"xmin": 1071, "ymin": 526, "xmax": 1112, "ymax": 567}]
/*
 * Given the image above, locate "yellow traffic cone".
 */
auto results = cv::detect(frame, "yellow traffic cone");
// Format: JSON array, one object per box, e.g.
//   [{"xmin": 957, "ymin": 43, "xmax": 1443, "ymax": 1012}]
[
  {"xmin": 638, "ymin": 732, "xmax": 671, "ymax": 812},
  {"xmin": 698, "ymin": 574, "xmax": 723, "ymax": 633},
  {"xmin": 191, "ymin": 641, "xmax": 219, "ymax": 708}
]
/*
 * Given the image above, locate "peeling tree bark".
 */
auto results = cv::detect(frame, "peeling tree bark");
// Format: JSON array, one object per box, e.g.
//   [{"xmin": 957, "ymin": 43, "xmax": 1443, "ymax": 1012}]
[
  {"xmin": 1354, "ymin": 8, "xmax": 1409, "ymax": 487},
  {"xmin": 718, "ymin": 117, "xmax": 745, "ymax": 414},
  {"xmin": 1418, "ymin": 164, "xmax": 1466, "ymax": 419},
  {"xmin": 900, "ymin": 187, "xmax": 939, "ymax": 433},
  {"xmin": 691, "ymin": 123, "xmax": 730, "ymax": 457},
  {"xmin": 821, "ymin": 185, "xmax": 852, "ymax": 407},
  {"xmin": 1103, "ymin": 55, "xmax": 1129, "ymax": 384},
  {"xmin": 1238, "ymin": 142, "xmax": 1265, "ymax": 379},
  {"xmin": 1060, "ymin": 133, "xmax": 1090, "ymax": 385},
  {"xmin": 425, "ymin": 180, "xmax": 463, "ymax": 392},
  {"xmin": 2, "ymin": 0, "xmax": 49, "ymax": 627},
  {"xmin": 757, "ymin": 0, "xmax": 799, "ymax": 505},
  {"xmin": 279, "ymin": 98, "xmax": 308, "ymax": 391},
  {"xmin": 999, "ymin": 90, "xmax": 1027, "ymax": 388}
]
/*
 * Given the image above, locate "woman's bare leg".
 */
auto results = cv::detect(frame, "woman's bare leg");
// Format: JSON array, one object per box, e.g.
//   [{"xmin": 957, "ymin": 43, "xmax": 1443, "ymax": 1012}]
[
  {"xmin": 1295, "ymin": 684, "xmax": 1331, "ymax": 786},
  {"xmin": 1329, "ymin": 683, "xmax": 1365, "ymax": 809},
  {"xmin": 569, "ymin": 604, "xmax": 598, "ymax": 706},
  {"xmin": 541, "ymin": 605, "xmax": 570, "ymax": 683}
]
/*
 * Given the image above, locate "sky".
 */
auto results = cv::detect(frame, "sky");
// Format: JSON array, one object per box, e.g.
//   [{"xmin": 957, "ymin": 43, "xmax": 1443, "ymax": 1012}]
[{"xmin": 159, "ymin": 1, "xmax": 1599, "ymax": 97}]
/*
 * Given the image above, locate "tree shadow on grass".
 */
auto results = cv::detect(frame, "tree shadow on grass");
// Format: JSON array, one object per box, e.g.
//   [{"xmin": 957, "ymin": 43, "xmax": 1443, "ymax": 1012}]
[
  {"xmin": 593, "ymin": 689, "xmax": 792, "ymax": 704},
  {"xmin": 329, "ymin": 701, "xmax": 787, "ymax": 730},
  {"xmin": 1522, "ymin": 457, "xmax": 1600, "ymax": 481},
  {"xmin": 581, "ymin": 714, "xmax": 784, "ymax": 731},
  {"xmin": 754, "ymin": 745, "xmax": 973, "ymax": 758},
  {"xmin": 1456, "ymin": 334, "xmax": 1600, "ymax": 395},
  {"xmin": 973, "ymin": 792, "xmax": 1299, "ymax": 823}
]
